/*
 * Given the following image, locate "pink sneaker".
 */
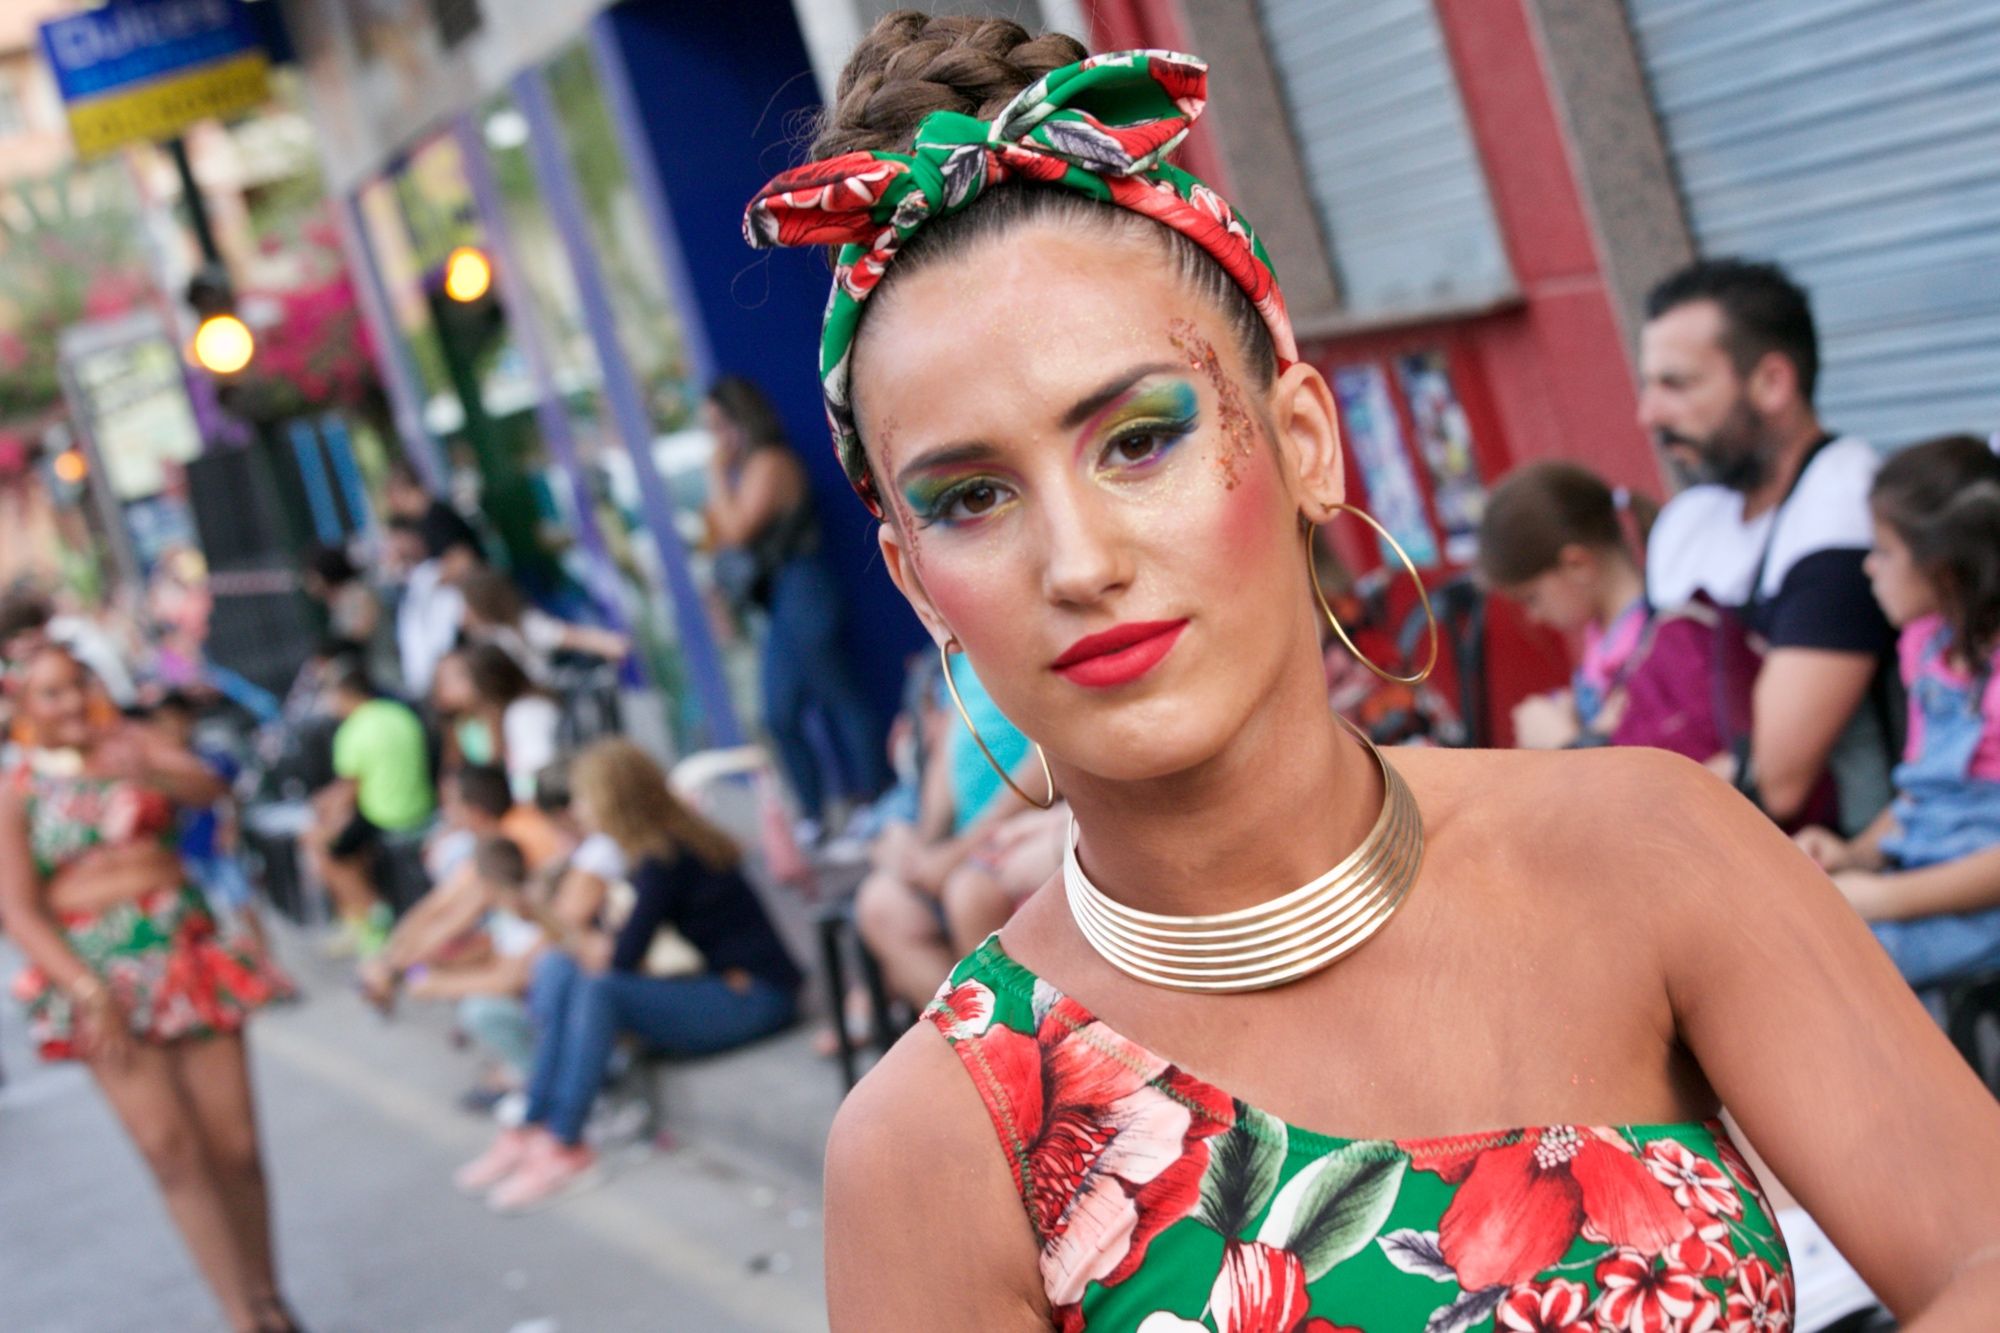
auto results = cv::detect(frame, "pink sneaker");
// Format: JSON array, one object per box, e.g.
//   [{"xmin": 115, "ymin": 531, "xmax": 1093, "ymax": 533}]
[
  {"xmin": 487, "ymin": 1138, "xmax": 601, "ymax": 1213},
  {"xmin": 454, "ymin": 1127, "xmax": 539, "ymax": 1194}
]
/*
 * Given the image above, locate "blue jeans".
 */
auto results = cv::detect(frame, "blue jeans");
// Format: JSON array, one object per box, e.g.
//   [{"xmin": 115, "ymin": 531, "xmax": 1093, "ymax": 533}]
[
  {"xmin": 1872, "ymin": 909, "xmax": 2000, "ymax": 989},
  {"xmin": 763, "ymin": 557, "xmax": 888, "ymax": 821},
  {"xmin": 522, "ymin": 953, "xmax": 798, "ymax": 1146}
]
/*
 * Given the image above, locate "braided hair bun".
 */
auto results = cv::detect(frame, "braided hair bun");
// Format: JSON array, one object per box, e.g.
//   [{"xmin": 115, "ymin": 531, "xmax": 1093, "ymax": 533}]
[{"xmin": 812, "ymin": 12, "xmax": 1087, "ymax": 159}]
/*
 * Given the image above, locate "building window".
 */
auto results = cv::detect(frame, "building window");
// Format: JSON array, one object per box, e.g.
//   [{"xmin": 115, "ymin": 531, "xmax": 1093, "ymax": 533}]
[{"xmin": 1257, "ymin": 0, "xmax": 1512, "ymax": 319}]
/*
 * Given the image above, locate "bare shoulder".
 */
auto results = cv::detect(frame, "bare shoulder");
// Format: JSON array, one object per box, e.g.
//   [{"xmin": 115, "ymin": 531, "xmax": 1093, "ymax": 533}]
[
  {"xmin": 824, "ymin": 1020, "xmax": 1046, "ymax": 1329},
  {"xmin": 1391, "ymin": 745, "xmax": 1778, "ymax": 919},
  {"xmin": 827, "ymin": 1019, "xmax": 999, "ymax": 1184}
]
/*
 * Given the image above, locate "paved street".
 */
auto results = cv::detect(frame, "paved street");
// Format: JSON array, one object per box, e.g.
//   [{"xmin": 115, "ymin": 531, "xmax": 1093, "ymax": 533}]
[{"xmin": 0, "ymin": 929, "xmax": 840, "ymax": 1333}]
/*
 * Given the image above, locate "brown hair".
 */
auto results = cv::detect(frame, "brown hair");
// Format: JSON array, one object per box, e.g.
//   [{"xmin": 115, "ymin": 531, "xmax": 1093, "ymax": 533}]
[
  {"xmin": 811, "ymin": 12, "xmax": 1278, "ymax": 438},
  {"xmin": 570, "ymin": 737, "xmax": 740, "ymax": 871},
  {"xmin": 1871, "ymin": 434, "xmax": 2000, "ymax": 673},
  {"xmin": 1476, "ymin": 461, "xmax": 1657, "ymax": 587},
  {"xmin": 707, "ymin": 375, "xmax": 791, "ymax": 451},
  {"xmin": 473, "ymin": 835, "xmax": 528, "ymax": 889},
  {"xmin": 464, "ymin": 642, "xmax": 538, "ymax": 708},
  {"xmin": 459, "ymin": 568, "xmax": 525, "ymax": 628}
]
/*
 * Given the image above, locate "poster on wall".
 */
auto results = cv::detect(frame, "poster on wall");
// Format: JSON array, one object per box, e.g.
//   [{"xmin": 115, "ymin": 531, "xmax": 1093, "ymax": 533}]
[
  {"xmin": 1330, "ymin": 363, "xmax": 1439, "ymax": 569},
  {"xmin": 1396, "ymin": 350, "xmax": 1487, "ymax": 565}
]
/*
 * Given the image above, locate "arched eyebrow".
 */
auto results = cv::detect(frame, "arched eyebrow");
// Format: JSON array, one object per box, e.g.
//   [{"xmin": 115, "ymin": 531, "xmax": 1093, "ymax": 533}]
[
  {"xmin": 893, "ymin": 360, "xmax": 1185, "ymax": 485},
  {"xmin": 1061, "ymin": 361, "xmax": 1182, "ymax": 430}
]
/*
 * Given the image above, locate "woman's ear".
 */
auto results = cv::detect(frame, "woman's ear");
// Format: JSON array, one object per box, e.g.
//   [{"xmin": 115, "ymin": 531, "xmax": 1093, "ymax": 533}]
[
  {"xmin": 1270, "ymin": 362, "xmax": 1345, "ymax": 522},
  {"xmin": 877, "ymin": 521, "xmax": 953, "ymax": 649}
]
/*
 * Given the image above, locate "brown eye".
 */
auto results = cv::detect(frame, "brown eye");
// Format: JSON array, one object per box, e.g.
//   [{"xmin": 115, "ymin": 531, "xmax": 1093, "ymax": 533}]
[
  {"xmin": 1114, "ymin": 433, "xmax": 1161, "ymax": 462},
  {"xmin": 959, "ymin": 484, "xmax": 999, "ymax": 515}
]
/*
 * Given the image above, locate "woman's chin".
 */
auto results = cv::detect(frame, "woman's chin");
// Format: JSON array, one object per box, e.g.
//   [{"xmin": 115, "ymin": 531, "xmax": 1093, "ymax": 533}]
[{"xmin": 1053, "ymin": 713, "xmax": 1247, "ymax": 788}]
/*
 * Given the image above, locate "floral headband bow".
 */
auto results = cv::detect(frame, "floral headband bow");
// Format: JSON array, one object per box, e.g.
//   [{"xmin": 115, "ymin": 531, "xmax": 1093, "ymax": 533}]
[{"xmin": 743, "ymin": 49, "xmax": 1297, "ymax": 515}]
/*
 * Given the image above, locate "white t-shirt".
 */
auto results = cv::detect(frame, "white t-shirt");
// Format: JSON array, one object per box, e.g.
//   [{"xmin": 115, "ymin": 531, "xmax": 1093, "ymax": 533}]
[
  {"xmin": 1646, "ymin": 436, "xmax": 1893, "ymax": 655},
  {"xmin": 1647, "ymin": 436, "xmax": 1875, "ymax": 607},
  {"xmin": 502, "ymin": 694, "xmax": 562, "ymax": 802},
  {"xmin": 570, "ymin": 831, "xmax": 627, "ymax": 883},
  {"xmin": 395, "ymin": 560, "xmax": 464, "ymax": 696},
  {"xmin": 486, "ymin": 907, "xmax": 545, "ymax": 960}
]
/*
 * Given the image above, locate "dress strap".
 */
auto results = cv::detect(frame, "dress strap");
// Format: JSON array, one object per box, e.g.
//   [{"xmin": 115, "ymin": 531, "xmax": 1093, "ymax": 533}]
[{"xmin": 921, "ymin": 941, "xmax": 1047, "ymax": 1235}]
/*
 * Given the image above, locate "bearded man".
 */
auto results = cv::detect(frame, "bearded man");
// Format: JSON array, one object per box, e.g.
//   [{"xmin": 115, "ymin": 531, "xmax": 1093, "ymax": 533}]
[{"xmin": 1639, "ymin": 258, "xmax": 1897, "ymax": 834}]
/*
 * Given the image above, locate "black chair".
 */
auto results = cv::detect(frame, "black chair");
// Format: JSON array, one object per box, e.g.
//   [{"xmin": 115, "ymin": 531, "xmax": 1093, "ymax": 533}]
[
  {"xmin": 549, "ymin": 660, "xmax": 624, "ymax": 752},
  {"xmin": 1398, "ymin": 574, "xmax": 1488, "ymax": 748},
  {"xmin": 816, "ymin": 895, "xmax": 901, "ymax": 1090}
]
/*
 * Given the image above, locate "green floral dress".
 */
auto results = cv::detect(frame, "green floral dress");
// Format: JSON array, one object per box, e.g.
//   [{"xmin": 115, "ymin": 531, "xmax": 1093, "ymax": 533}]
[
  {"xmin": 10, "ymin": 766, "xmax": 287, "ymax": 1060},
  {"xmin": 924, "ymin": 937, "xmax": 1793, "ymax": 1333}
]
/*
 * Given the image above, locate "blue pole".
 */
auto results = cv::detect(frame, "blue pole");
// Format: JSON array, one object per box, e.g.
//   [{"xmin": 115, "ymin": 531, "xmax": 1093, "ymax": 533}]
[
  {"xmin": 338, "ymin": 191, "xmax": 448, "ymax": 490},
  {"xmin": 287, "ymin": 418, "xmax": 342, "ymax": 544},
  {"xmin": 317, "ymin": 413, "xmax": 373, "ymax": 535},
  {"xmin": 510, "ymin": 68, "xmax": 741, "ymax": 748},
  {"xmin": 449, "ymin": 112, "xmax": 631, "ymax": 633}
]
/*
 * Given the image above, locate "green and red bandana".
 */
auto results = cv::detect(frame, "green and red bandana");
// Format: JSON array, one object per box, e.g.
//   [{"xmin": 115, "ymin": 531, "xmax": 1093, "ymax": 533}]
[{"xmin": 743, "ymin": 49, "xmax": 1297, "ymax": 515}]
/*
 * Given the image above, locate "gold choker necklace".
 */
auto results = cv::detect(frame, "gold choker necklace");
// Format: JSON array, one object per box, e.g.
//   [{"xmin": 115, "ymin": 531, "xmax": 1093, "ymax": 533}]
[{"xmin": 1063, "ymin": 719, "xmax": 1423, "ymax": 993}]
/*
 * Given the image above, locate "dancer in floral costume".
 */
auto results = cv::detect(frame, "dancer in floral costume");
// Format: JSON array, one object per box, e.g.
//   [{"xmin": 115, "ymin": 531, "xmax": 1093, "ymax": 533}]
[
  {"xmin": 1, "ymin": 642, "xmax": 299, "ymax": 1333},
  {"xmin": 745, "ymin": 12, "xmax": 2000, "ymax": 1331}
]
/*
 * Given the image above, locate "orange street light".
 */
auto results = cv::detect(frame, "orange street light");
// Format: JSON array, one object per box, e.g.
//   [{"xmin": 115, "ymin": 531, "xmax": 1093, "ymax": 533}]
[
  {"xmin": 444, "ymin": 245, "xmax": 493, "ymax": 303},
  {"xmin": 190, "ymin": 312, "xmax": 255, "ymax": 375},
  {"xmin": 52, "ymin": 449, "xmax": 88, "ymax": 484}
]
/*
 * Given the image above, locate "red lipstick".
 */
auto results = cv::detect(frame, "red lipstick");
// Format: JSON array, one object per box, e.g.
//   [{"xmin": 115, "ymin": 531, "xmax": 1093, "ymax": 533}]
[{"xmin": 1051, "ymin": 620, "xmax": 1188, "ymax": 688}]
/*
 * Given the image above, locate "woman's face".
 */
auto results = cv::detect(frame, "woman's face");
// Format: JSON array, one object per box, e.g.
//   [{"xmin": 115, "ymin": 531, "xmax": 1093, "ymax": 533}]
[
  {"xmin": 853, "ymin": 220, "xmax": 1343, "ymax": 783},
  {"xmin": 17, "ymin": 648, "xmax": 99, "ymax": 750},
  {"xmin": 432, "ymin": 654, "xmax": 476, "ymax": 713},
  {"xmin": 1864, "ymin": 514, "xmax": 1938, "ymax": 628},
  {"xmin": 1503, "ymin": 547, "xmax": 1600, "ymax": 632},
  {"xmin": 702, "ymin": 400, "xmax": 743, "ymax": 454}
]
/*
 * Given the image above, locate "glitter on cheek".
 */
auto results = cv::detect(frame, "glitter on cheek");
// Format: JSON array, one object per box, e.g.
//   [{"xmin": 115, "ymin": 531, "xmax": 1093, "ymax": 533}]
[{"xmin": 1167, "ymin": 318, "xmax": 1256, "ymax": 489}]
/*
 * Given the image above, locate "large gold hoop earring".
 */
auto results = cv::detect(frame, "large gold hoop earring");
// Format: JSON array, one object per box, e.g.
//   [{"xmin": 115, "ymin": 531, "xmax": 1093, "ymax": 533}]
[
  {"xmin": 1306, "ymin": 504, "xmax": 1439, "ymax": 685},
  {"xmin": 938, "ymin": 639, "xmax": 1057, "ymax": 810}
]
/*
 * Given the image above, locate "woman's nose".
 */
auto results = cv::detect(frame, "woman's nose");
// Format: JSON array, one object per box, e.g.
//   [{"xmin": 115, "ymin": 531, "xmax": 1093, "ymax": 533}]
[{"xmin": 1039, "ymin": 486, "xmax": 1133, "ymax": 608}]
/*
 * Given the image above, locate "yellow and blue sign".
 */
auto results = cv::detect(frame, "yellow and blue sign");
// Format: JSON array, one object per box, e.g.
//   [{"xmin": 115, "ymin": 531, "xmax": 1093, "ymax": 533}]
[{"xmin": 39, "ymin": 0, "xmax": 274, "ymax": 158}]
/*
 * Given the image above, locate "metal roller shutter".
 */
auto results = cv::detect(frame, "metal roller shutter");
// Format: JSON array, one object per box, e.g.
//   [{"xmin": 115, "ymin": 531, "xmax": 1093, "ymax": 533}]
[
  {"xmin": 1627, "ymin": 0, "xmax": 2000, "ymax": 446},
  {"xmin": 1257, "ymin": 0, "xmax": 1513, "ymax": 317}
]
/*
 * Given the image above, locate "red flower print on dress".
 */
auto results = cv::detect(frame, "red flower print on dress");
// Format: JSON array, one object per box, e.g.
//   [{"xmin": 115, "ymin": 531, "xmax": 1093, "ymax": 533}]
[
  {"xmin": 1497, "ymin": 1277, "xmax": 1592, "ymax": 1333},
  {"xmin": 926, "ymin": 978, "xmax": 995, "ymax": 1041},
  {"xmin": 1668, "ymin": 1208, "xmax": 1736, "ymax": 1279},
  {"xmin": 1645, "ymin": 1140, "xmax": 1743, "ymax": 1218},
  {"xmin": 1724, "ymin": 1259, "xmax": 1792, "ymax": 1333},
  {"xmin": 948, "ymin": 994, "xmax": 1232, "ymax": 1311},
  {"xmin": 1593, "ymin": 1249, "xmax": 1722, "ymax": 1333},
  {"xmin": 101, "ymin": 783, "xmax": 147, "ymax": 843},
  {"xmin": 1209, "ymin": 1239, "xmax": 1312, "ymax": 1333},
  {"xmin": 1411, "ymin": 1126, "xmax": 1692, "ymax": 1290}
]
